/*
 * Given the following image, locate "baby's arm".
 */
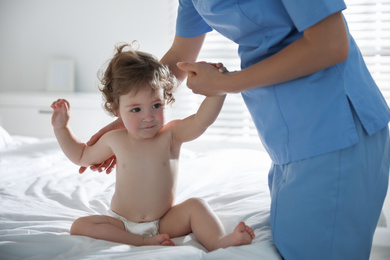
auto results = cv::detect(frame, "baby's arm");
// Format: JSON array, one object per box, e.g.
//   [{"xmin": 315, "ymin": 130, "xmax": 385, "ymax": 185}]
[
  {"xmin": 171, "ymin": 95, "xmax": 226, "ymax": 143},
  {"xmin": 51, "ymin": 99, "xmax": 114, "ymax": 167},
  {"xmin": 170, "ymin": 63, "xmax": 227, "ymax": 143}
]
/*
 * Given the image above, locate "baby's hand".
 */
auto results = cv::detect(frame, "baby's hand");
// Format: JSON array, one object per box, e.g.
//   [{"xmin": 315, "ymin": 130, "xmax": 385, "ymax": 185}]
[
  {"xmin": 213, "ymin": 62, "xmax": 228, "ymax": 73},
  {"xmin": 197, "ymin": 62, "xmax": 228, "ymax": 73},
  {"xmin": 51, "ymin": 99, "xmax": 70, "ymax": 129}
]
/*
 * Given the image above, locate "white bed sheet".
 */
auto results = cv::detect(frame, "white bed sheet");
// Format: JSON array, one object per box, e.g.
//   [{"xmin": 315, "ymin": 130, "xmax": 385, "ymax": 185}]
[{"xmin": 0, "ymin": 136, "xmax": 282, "ymax": 260}]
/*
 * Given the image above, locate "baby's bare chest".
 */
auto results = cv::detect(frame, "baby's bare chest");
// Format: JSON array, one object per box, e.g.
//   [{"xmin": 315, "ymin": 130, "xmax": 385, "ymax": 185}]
[{"xmin": 110, "ymin": 132, "xmax": 180, "ymax": 184}]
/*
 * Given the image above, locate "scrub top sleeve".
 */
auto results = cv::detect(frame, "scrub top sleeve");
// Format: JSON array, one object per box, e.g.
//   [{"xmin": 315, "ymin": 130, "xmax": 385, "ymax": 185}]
[
  {"xmin": 176, "ymin": 0, "xmax": 212, "ymax": 37},
  {"xmin": 281, "ymin": 0, "xmax": 347, "ymax": 31}
]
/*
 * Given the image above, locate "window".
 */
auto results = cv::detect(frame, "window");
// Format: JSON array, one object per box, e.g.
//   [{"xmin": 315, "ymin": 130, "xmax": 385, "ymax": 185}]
[
  {"xmin": 168, "ymin": 1, "xmax": 390, "ymax": 146},
  {"xmin": 344, "ymin": 0, "xmax": 390, "ymax": 104}
]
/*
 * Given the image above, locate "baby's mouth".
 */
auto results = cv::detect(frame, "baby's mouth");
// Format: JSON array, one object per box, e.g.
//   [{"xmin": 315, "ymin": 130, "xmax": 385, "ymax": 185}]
[{"xmin": 142, "ymin": 125, "xmax": 156, "ymax": 130}]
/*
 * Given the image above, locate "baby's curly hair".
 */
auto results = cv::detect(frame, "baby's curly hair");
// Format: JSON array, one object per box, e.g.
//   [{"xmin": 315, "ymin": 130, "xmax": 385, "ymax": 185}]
[{"xmin": 99, "ymin": 42, "xmax": 176, "ymax": 116}]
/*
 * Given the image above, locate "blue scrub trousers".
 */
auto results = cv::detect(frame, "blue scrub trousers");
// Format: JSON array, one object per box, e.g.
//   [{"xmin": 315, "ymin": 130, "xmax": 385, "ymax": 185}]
[{"xmin": 268, "ymin": 108, "xmax": 390, "ymax": 260}]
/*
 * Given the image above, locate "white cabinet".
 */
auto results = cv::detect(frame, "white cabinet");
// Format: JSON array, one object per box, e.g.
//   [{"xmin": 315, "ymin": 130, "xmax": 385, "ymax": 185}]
[{"xmin": 0, "ymin": 92, "xmax": 114, "ymax": 140}]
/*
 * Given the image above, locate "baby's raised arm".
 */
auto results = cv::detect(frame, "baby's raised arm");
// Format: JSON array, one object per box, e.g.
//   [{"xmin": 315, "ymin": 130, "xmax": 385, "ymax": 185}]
[
  {"xmin": 51, "ymin": 99, "xmax": 114, "ymax": 167},
  {"xmin": 169, "ymin": 62, "xmax": 227, "ymax": 143},
  {"xmin": 172, "ymin": 95, "xmax": 226, "ymax": 143}
]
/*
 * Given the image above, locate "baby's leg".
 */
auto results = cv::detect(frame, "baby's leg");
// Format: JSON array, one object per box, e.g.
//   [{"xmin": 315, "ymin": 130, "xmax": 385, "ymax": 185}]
[
  {"xmin": 159, "ymin": 198, "xmax": 254, "ymax": 251},
  {"xmin": 70, "ymin": 215, "xmax": 174, "ymax": 246}
]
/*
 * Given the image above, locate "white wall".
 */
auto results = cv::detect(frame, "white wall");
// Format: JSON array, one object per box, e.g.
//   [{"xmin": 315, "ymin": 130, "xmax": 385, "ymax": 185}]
[{"xmin": 0, "ymin": 0, "xmax": 176, "ymax": 93}]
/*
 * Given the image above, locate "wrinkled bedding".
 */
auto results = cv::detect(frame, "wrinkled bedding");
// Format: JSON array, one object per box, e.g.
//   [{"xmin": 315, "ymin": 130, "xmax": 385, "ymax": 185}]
[{"xmin": 0, "ymin": 136, "xmax": 281, "ymax": 260}]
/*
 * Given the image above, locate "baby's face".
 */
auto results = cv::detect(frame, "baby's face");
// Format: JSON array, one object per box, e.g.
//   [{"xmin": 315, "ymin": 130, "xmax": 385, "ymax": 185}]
[{"xmin": 118, "ymin": 87, "xmax": 165, "ymax": 139}]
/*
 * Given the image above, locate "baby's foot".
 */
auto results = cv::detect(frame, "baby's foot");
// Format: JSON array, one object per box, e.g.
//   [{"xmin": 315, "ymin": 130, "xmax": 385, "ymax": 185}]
[
  {"xmin": 143, "ymin": 234, "xmax": 175, "ymax": 246},
  {"xmin": 215, "ymin": 222, "xmax": 255, "ymax": 249}
]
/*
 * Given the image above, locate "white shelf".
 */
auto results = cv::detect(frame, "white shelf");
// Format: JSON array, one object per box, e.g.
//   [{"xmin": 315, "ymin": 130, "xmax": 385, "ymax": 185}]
[{"xmin": 0, "ymin": 91, "xmax": 114, "ymax": 140}]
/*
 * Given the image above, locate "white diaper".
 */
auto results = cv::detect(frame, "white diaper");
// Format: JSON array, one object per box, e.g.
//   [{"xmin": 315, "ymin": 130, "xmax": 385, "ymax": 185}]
[{"xmin": 109, "ymin": 210, "xmax": 159, "ymax": 237}]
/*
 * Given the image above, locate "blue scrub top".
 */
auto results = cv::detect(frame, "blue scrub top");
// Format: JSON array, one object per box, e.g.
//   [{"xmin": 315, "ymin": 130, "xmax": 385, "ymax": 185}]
[{"xmin": 176, "ymin": 0, "xmax": 390, "ymax": 164}]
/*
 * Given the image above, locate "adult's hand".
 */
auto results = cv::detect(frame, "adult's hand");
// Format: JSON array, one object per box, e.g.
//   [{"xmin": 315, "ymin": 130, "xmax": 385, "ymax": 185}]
[
  {"xmin": 78, "ymin": 118, "xmax": 124, "ymax": 174},
  {"xmin": 177, "ymin": 61, "xmax": 230, "ymax": 96},
  {"xmin": 78, "ymin": 155, "xmax": 117, "ymax": 174}
]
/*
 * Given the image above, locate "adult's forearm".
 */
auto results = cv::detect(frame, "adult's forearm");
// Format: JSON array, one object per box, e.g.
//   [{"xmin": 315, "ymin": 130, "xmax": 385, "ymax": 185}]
[
  {"xmin": 160, "ymin": 34, "xmax": 206, "ymax": 83},
  {"xmin": 160, "ymin": 51, "xmax": 187, "ymax": 84}
]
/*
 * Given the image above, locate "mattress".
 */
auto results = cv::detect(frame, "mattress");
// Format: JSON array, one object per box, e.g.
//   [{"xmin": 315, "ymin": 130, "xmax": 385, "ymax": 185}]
[{"xmin": 0, "ymin": 134, "xmax": 282, "ymax": 260}]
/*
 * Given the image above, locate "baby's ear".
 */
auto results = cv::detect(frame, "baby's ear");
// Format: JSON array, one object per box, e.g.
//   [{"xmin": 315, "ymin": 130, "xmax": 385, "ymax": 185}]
[{"xmin": 113, "ymin": 109, "xmax": 119, "ymax": 117}]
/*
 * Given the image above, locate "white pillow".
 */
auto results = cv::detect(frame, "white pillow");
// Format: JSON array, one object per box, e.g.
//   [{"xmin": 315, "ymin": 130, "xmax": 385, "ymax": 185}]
[{"xmin": 0, "ymin": 125, "xmax": 13, "ymax": 150}]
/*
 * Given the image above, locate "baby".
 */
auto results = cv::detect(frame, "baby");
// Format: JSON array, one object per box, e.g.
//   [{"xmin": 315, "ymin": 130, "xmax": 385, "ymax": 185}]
[{"xmin": 51, "ymin": 43, "xmax": 254, "ymax": 251}]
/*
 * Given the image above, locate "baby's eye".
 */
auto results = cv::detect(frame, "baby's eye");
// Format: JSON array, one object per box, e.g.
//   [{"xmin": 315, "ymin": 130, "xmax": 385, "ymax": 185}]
[
  {"xmin": 152, "ymin": 103, "xmax": 163, "ymax": 109},
  {"xmin": 131, "ymin": 108, "xmax": 141, "ymax": 113}
]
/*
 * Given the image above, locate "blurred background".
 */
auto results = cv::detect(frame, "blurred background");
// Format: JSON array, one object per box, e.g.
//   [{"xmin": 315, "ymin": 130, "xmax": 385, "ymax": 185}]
[
  {"xmin": 0, "ymin": 0, "xmax": 176, "ymax": 93},
  {"xmin": 0, "ymin": 0, "xmax": 388, "ymax": 146}
]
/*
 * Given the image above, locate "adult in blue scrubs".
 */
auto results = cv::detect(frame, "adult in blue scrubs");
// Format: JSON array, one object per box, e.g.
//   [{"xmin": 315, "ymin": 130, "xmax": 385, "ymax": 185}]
[
  {"xmin": 85, "ymin": 0, "xmax": 390, "ymax": 259},
  {"xmin": 159, "ymin": 1, "xmax": 390, "ymax": 259}
]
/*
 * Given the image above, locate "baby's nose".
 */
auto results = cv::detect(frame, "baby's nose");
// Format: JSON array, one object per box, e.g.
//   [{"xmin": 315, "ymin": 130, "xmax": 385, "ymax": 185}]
[{"xmin": 143, "ymin": 113, "xmax": 154, "ymax": 122}]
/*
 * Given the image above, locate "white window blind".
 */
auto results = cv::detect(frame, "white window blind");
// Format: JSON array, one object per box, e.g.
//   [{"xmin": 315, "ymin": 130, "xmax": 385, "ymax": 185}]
[
  {"xmin": 344, "ymin": 0, "xmax": 390, "ymax": 105},
  {"xmin": 168, "ymin": 0, "xmax": 390, "ymax": 145}
]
